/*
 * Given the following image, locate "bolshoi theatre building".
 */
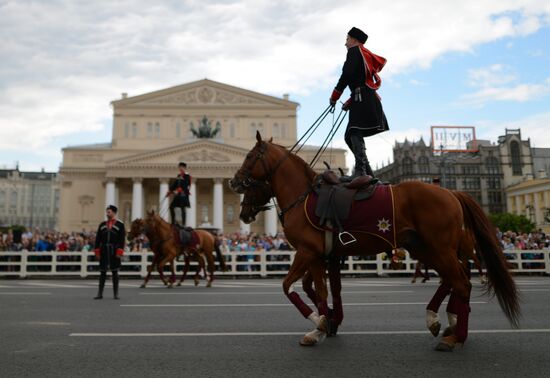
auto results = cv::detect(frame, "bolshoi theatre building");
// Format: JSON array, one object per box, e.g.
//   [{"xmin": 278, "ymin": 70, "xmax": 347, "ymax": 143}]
[{"xmin": 58, "ymin": 79, "xmax": 346, "ymax": 235}]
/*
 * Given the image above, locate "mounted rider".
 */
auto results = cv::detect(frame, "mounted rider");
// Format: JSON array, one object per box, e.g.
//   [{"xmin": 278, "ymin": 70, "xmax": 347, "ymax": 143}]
[
  {"xmin": 167, "ymin": 162, "xmax": 191, "ymax": 227},
  {"xmin": 330, "ymin": 27, "xmax": 389, "ymax": 180}
]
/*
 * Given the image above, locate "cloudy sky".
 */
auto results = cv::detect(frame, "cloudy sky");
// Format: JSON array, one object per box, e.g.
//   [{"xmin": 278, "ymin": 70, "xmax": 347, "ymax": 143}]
[{"xmin": 1, "ymin": 0, "xmax": 550, "ymax": 171}]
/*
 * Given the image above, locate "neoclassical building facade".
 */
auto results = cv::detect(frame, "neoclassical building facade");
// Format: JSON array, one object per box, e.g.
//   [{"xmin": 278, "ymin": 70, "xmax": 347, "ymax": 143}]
[{"xmin": 58, "ymin": 79, "xmax": 346, "ymax": 234}]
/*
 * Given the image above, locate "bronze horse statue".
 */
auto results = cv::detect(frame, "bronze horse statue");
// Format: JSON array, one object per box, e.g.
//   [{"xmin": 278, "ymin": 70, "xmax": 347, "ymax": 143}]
[
  {"xmin": 230, "ymin": 132, "xmax": 520, "ymax": 350},
  {"xmin": 128, "ymin": 211, "xmax": 227, "ymax": 288}
]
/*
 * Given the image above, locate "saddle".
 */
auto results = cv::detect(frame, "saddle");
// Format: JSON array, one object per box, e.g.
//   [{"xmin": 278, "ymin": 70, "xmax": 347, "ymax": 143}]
[
  {"xmin": 172, "ymin": 224, "xmax": 194, "ymax": 248},
  {"xmin": 313, "ymin": 170, "xmax": 380, "ymax": 243}
]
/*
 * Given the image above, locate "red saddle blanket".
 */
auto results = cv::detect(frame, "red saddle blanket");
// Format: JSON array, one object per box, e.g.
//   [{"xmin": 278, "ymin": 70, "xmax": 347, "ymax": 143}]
[
  {"xmin": 304, "ymin": 184, "xmax": 396, "ymax": 248},
  {"xmin": 172, "ymin": 226, "xmax": 200, "ymax": 250}
]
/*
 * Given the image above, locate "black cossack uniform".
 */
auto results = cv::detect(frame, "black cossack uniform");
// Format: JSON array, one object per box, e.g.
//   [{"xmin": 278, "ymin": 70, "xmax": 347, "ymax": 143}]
[
  {"xmin": 335, "ymin": 45, "xmax": 389, "ymax": 138},
  {"xmin": 170, "ymin": 174, "xmax": 191, "ymax": 208},
  {"xmin": 94, "ymin": 220, "xmax": 126, "ymax": 272}
]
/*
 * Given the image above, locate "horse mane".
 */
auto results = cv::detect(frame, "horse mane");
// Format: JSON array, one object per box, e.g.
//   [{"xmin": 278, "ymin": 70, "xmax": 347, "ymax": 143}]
[{"xmin": 269, "ymin": 142, "xmax": 317, "ymax": 183}]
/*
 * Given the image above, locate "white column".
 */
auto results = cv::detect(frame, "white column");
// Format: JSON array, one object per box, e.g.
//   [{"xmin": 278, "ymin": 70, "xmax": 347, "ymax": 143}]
[
  {"xmin": 523, "ymin": 194, "xmax": 533, "ymax": 220},
  {"xmin": 159, "ymin": 179, "xmax": 170, "ymax": 222},
  {"xmin": 105, "ymin": 179, "xmax": 116, "ymax": 208},
  {"xmin": 213, "ymin": 178, "xmax": 223, "ymax": 231},
  {"xmin": 544, "ymin": 191, "xmax": 550, "ymax": 209},
  {"xmin": 132, "ymin": 178, "xmax": 144, "ymax": 220},
  {"xmin": 186, "ymin": 181, "xmax": 197, "ymax": 228},
  {"xmin": 239, "ymin": 194, "xmax": 251, "ymax": 235},
  {"xmin": 264, "ymin": 205, "xmax": 278, "ymax": 237},
  {"xmin": 534, "ymin": 192, "xmax": 541, "ymax": 226},
  {"xmin": 506, "ymin": 195, "xmax": 514, "ymax": 213}
]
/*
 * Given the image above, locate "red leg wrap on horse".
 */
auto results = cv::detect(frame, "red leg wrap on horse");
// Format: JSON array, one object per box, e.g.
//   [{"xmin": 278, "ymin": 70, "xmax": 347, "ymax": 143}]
[
  {"xmin": 287, "ymin": 291, "xmax": 313, "ymax": 318},
  {"xmin": 454, "ymin": 297, "xmax": 470, "ymax": 343},
  {"xmin": 317, "ymin": 300, "xmax": 329, "ymax": 317},
  {"xmin": 303, "ymin": 285, "xmax": 317, "ymax": 305},
  {"xmin": 427, "ymin": 284, "xmax": 452, "ymax": 312},
  {"xmin": 446, "ymin": 291, "xmax": 459, "ymax": 314},
  {"xmin": 332, "ymin": 298, "xmax": 344, "ymax": 324}
]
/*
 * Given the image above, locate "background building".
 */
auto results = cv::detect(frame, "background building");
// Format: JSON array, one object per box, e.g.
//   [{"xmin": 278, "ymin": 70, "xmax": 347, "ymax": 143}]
[
  {"xmin": 376, "ymin": 128, "xmax": 550, "ymax": 214},
  {"xmin": 58, "ymin": 79, "xmax": 346, "ymax": 234},
  {"xmin": 0, "ymin": 167, "xmax": 60, "ymax": 229}
]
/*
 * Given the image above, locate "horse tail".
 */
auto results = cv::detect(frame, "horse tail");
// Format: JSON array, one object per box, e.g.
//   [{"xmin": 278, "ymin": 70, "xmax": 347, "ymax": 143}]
[
  {"xmin": 214, "ymin": 238, "xmax": 227, "ymax": 272},
  {"xmin": 452, "ymin": 191, "xmax": 521, "ymax": 327}
]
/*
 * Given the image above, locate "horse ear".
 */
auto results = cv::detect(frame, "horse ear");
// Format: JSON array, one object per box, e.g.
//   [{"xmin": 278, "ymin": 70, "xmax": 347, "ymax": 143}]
[{"xmin": 256, "ymin": 130, "xmax": 262, "ymax": 143}]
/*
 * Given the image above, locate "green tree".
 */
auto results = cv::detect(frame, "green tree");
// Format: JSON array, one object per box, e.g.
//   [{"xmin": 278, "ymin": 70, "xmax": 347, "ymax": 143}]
[{"xmin": 489, "ymin": 213, "xmax": 536, "ymax": 233}]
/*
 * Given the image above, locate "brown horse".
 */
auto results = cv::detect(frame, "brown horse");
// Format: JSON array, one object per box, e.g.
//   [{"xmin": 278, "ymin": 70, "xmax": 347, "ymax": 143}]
[
  {"xmin": 128, "ymin": 211, "xmax": 227, "ymax": 288},
  {"xmin": 230, "ymin": 132, "xmax": 520, "ymax": 350}
]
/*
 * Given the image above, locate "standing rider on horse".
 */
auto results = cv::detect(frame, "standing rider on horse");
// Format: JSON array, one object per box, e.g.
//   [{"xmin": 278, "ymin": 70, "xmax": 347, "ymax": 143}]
[
  {"xmin": 330, "ymin": 27, "xmax": 389, "ymax": 180},
  {"xmin": 167, "ymin": 162, "xmax": 191, "ymax": 227}
]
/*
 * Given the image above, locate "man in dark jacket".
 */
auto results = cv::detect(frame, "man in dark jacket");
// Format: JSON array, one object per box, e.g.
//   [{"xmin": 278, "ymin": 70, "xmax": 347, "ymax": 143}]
[
  {"xmin": 330, "ymin": 26, "xmax": 389, "ymax": 179},
  {"xmin": 94, "ymin": 205, "xmax": 125, "ymax": 300},
  {"xmin": 167, "ymin": 162, "xmax": 191, "ymax": 226}
]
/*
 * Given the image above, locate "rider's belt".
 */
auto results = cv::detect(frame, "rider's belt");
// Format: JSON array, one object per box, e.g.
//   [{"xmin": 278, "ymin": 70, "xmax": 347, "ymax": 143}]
[{"xmin": 354, "ymin": 86, "xmax": 365, "ymax": 102}]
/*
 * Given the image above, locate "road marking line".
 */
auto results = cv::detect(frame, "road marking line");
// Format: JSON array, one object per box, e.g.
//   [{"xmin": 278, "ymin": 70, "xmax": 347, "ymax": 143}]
[
  {"xmin": 0, "ymin": 292, "xmax": 52, "ymax": 295},
  {"xmin": 121, "ymin": 301, "xmax": 487, "ymax": 308},
  {"xmin": 69, "ymin": 329, "xmax": 550, "ymax": 337},
  {"xmin": 520, "ymin": 289, "xmax": 550, "ymax": 292},
  {"xmin": 138, "ymin": 290, "xmax": 415, "ymax": 295},
  {"xmin": 21, "ymin": 282, "xmax": 89, "ymax": 288}
]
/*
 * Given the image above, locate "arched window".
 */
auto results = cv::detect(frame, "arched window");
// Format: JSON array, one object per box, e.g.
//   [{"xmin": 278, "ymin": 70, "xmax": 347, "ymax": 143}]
[
  {"xmin": 510, "ymin": 141, "xmax": 522, "ymax": 175},
  {"xmin": 402, "ymin": 157, "xmax": 414, "ymax": 175}
]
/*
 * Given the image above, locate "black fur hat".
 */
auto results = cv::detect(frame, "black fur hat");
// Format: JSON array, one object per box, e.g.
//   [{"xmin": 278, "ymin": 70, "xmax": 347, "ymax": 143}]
[
  {"xmin": 348, "ymin": 27, "xmax": 368, "ymax": 44},
  {"xmin": 106, "ymin": 204, "xmax": 118, "ymax": 213}
]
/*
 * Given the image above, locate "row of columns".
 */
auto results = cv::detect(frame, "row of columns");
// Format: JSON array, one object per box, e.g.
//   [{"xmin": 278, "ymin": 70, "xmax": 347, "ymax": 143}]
[
  {"xmin": 508, "ymin": 190, "xmax": 550, "ymax": 226},
  {"xmin": 104, "ymin": 178, "xmax": 278, "ymax": 235}
]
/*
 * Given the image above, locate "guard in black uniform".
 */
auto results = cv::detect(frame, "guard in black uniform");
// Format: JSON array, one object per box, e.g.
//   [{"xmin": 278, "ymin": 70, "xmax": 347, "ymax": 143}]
[
  {"xmin": 330, "ymin": 27, "xmax": 389, "ymax": 179},
  {"xmin": 167, "ymin": 162, "xmax": 191, "ymax": 226},
  {"xmin": 94, "ymin": 205, "xmax": 126, "ymax": 300}
]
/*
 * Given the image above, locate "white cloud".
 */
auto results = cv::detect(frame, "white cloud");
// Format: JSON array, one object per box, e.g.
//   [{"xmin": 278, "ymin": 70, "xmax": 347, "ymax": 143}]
[
  {"xmin": 460, "ymin": 65, "xmax": 550, "ymax": 106},
  {"xmin": 1, "ymin": 0, "xmax": 550, "ymax": 156}
]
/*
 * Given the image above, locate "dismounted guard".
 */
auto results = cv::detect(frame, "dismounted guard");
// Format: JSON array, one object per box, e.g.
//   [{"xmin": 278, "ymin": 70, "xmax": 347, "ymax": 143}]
[
  {"xmin": 330, "ymin": 26, "xmax": 389, "ymax": 180},
  {"xmin": 94, "ymin": 205, "xmax": 126, "ymax": 300},
  {"xmin": 167, "ymin": 162, "xmax": 191, "ymax": 226}
]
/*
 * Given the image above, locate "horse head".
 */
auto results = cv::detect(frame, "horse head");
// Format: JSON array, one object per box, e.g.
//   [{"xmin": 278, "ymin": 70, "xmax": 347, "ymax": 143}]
[
  {"xmin": 230, "ymin": 131, "xmax": 277, "ymax": 193},
  {"xmin": 127, "ymin": 218, "xmax": 145, "ymax": 241},
  {"xmin": 239, "ymin": 182, "xmax": 274, "ymax": 224}
]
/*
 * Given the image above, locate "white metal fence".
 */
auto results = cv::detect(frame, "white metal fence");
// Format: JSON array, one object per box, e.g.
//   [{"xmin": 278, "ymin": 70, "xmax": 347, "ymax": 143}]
[{"xmin": 0, "ymin": 249, "xmax": 549, "ymax": 278}]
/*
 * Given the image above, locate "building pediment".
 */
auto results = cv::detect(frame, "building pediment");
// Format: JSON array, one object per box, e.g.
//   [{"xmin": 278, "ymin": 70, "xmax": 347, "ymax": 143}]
[
  {"xmin": 105, "ymin": 140, "xmax": 249, "ymax": 168},
  {"xmin": 111, "ymin": 79, "xmax": 298, "ymax": 109}
]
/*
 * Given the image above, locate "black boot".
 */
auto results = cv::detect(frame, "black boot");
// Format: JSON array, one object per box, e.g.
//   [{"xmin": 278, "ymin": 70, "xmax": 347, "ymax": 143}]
[
  {"xmin": 349, "ymin": 134, "xmax": 368, "ymax": 178},
  {"xmin": 112, "ymin": 270, "xmax": 120, "ymax": 300},
  {"xmin": 94, "ymin": 271, "xmax": 106, "ymax": 299}
]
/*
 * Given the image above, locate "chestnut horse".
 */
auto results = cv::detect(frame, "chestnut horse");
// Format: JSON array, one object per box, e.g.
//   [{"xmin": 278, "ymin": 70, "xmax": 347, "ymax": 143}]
[
  {"xmin": 239, "ymin": 175, "xmax": 486, "ymax": 340},
  {"xmin": 128, "ymin": 211, "xmax": 227, "ymax": 288},
  {"xmin": 230, "ymin": 132, "xmax": 520, "ymax": 350}
]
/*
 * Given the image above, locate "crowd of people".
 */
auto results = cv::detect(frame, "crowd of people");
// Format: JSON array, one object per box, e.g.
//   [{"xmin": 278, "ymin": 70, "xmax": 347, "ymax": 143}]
[{"xmin": 0, "ymin": 228, "xmax": 294, "ymax": 254}]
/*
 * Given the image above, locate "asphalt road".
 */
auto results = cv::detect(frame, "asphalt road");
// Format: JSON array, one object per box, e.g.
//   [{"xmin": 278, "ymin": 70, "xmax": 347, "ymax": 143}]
[{"xmin": 1, "ymin": 276, "xmax": 549, "ymax": 377}]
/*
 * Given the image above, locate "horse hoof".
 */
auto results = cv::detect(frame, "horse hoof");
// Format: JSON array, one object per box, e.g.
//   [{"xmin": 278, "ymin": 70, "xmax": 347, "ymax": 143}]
[
  {"xmin": 435, "ymin": 335, "xmax": 458, "ymax": 352},
  {"xmin": 206, "ymin": 281, "xmax": 212, "ymax": 288},
  {"xmin": 177, "ymin": 283, "xmax": 182, "ymax": 287},
  {"xmin": 194, "ymin": 280, "xmax": 199, "ymax": 286},
  {"xmin": 411, "ymin": 278, "xmax": 416, "ymax": 283},
  {"xmin": 140, "ymin": 284, "xmax": 146, "ymax": 289},
  {"xmin": 317, "ymin": 315, "xmax": 328, "ymax": 333},
  {"xmin": 327, "ymin": 320, "xmax": 339, "ymax": 337},
  {"xmin": 442, "ymin": 326, "xmax": 455, "ymax": 337},
  {"xmin": 429, "ymin": 321, "xmax": 441, "ymax": 337},
  {"xmin": 299, "ymin": 335, "xmax": 317, "ymax": 346}
]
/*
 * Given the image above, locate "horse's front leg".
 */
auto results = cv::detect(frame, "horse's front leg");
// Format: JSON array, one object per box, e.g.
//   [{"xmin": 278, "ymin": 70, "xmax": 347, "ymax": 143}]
[
  {"xmin": 178, "ymin": 254, "xmax": 190, "ymax": 286},
  {"xmin": 283, "ymin": 253, "xmax": 327, "ymax": 346},
  {"xmin": 141, "ymin": 253, "xmax": 158, "ymax": 288},
  {"xmin": 157, "ymin": 254, "xmax": 174, "ymax": 288}
]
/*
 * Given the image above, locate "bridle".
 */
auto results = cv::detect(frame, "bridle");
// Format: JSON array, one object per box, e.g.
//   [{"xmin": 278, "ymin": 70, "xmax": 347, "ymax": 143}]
[
  {"xmin": 235, "ymin": 142, "xmax": 292, "ymax": 190},
  {"xmin": 235, "ymin": 142, "xmax": 313, "ymax": 225}
]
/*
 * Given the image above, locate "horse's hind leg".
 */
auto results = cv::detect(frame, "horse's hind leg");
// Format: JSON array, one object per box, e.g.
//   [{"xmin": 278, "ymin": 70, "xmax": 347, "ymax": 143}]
[
  {"xmin": 204, "ymin": 250, "xmax": 216, "ymax": 288},
  {"xmin": 431, "ymin": 258, "xmax": 472, "ymax": 351},
  {"xmin": 178, "ymin": 255, "xmax": 190, "ymax": 286}
]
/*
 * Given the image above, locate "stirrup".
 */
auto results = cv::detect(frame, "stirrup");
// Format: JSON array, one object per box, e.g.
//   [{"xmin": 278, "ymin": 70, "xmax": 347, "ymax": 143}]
[{"xmin": 338, "ymin": 231, "xmax": 356, "ymax": 245}]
